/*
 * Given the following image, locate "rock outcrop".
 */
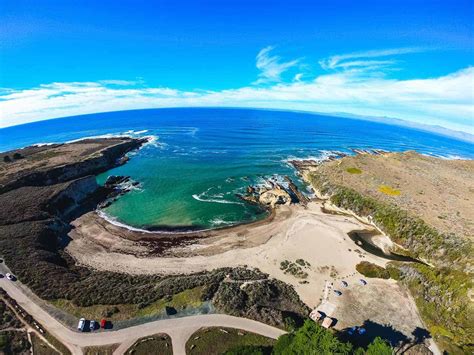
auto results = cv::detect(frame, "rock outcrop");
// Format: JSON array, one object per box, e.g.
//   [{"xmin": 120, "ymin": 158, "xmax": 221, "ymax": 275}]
[{"xmin": 237, "ymin": 177, "xmax": 307, "ymax": 208}]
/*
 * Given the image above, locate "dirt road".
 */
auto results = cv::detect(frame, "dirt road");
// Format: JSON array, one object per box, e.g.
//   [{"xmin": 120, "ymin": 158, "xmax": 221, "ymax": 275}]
[{"xmin": 0, "ymin": 276, "xmax": 284, "ymax": 355}]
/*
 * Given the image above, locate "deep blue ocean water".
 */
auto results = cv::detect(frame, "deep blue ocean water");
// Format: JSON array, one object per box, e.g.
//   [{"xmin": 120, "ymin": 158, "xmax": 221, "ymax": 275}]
[{"xmin": 1, "ymin": 108, "xmax": 472, "ymax": 229}]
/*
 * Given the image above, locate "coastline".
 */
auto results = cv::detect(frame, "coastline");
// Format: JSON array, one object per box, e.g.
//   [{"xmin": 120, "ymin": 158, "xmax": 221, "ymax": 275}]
[{"xmin": 0, "ymin": 137, "xmax": 444, "ymax": 353}]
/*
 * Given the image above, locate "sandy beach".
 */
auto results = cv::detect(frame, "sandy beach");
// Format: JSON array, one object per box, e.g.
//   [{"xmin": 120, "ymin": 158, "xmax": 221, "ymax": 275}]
[{"xmin": 66, "ymin": 201, "xmax": 424, "ymax": 335}]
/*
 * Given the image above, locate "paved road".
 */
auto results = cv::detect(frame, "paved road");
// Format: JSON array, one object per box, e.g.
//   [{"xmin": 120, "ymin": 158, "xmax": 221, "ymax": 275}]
[{"xmin": 0, "ymin": 273, "xmax": 285, "ymax": 355}]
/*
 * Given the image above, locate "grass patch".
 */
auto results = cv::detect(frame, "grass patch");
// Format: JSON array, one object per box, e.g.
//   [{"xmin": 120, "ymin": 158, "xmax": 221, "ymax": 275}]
[
  {"xmin": 83, "ymin": 344, "xmax": 119, "ymax": 355},
  {"xmin": 378, "ymin": 185, "xmax": 400, "ymax": 196},
  {"xmin": 356, "ymin": 261, "xmax": 390, "ymax": 279},
  {"xmin": 346, "ymin": 167, "xmax": 362, "ymax": 174},
  {"xmin": 30, "ymin": 333, "xmax": 60, "ymax": 355},
  {"xmin": 43, "ymin": 333, "xmax": 71, "ymax": 355},
  {"xmin": 50, "ymin": 300, "xmax": 137, "ymax": 321},
  {"xmin": 137, "ymin": 285, "xmax": 205, "ymax": 317},
  {"xmin": 125, "ymin": 334, "xmax": 172, "ymax": 355},
  {"xmin": 50, "ymin": 286, "xmax": 205, "ymax": 321},
  {"xmin": 186, "ymin": 327, "xmax": 275, "ymax": 355}
]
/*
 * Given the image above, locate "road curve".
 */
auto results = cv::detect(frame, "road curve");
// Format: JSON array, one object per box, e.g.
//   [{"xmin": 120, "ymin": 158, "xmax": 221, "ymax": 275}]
[{"xmin": 0, "ymin": 277, "xmax": 285, "ymax": 355}]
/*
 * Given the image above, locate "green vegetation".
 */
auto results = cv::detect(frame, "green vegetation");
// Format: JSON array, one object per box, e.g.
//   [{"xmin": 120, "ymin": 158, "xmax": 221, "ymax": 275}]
[
  {"xmin": 83, "ymin": 344, "xmax": 119, "ymax": 355},
  {"xmin": 137, "ymin": 285, "xmax": 205, "ymax": 317},
  {"xmin": 279, "ymin": 259, "xmax": 309, "ymax": 279},
  {"xmin": 0, "ymin": 300, "xmax": 23, "ymax": 329},
  {"xmin": 0, "ymin": 299, "xmax": 31, "ymax": 355},
  {"xmin": 356, "ymin": 261, "xmax": 390, "ymax": 279},
  {"xmin": 213, "ymin": 279, "xmax": 310, "ymax": 328},
  {"xmin": 309, "ymin": 173, "xmax": 474, "ymax": 352},
  {"xmin": 358, "ymin": 337, "xmax": 392, "ymax": 355},
  {"xmin": 378, "ymin": 185, "xmax": 400, "ymax": 196},
  {"xmin": 273, "ymin": 320, "xmax": 353, "ymax": 354},
  {"xmin": 346, "ymin": 167, "xmax": 362, "ymax": 174},
  {"xmin": 224, "ymin": 345, "xmax": 271, "ymax": 355},
  {"xmin": 0, "ymin": 331, "xmax": 30, "ymax": 354},
  {"xmin": 43, "ymin": 333, "xmax": 71, "ymax": 355},
  {"xmin": 50, "ymin": 286, "xmax": 205, "ymax": 321},
  {"xmin": 30, "ymin": 333, "xmax": 60, "ymax": 355},
  {"xmin": 125, "ymin": 334, "xmax": 172, "ymax": 355},
  {"xmin": 186, "ymin": 327, "xmax": 275, "ymax": 355}
]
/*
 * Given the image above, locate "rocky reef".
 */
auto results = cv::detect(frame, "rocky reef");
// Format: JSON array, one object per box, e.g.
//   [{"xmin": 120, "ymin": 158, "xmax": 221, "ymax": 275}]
[{"xmin": 237, "ymin": 176, "xmax": 308, "ymax": 208}]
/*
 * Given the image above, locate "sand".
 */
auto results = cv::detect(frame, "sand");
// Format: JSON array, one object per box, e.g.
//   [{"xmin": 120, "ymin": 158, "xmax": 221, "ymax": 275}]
[{"xmin": 66, "ymin": 201, "xmax": 425, "ymax": 338}]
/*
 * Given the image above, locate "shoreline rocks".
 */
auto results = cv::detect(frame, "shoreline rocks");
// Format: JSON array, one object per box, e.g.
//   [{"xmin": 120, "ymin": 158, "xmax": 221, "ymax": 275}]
[{"xmin": 237, "ymin": 176, "xmax": 307, "ymax": 208}]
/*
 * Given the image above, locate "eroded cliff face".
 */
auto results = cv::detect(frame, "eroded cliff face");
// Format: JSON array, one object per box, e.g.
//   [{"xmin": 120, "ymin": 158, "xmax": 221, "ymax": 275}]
[
  {"xmin": 0, "ymin": 138, "xmax": 146, "ymax": 297},
  {"xmin": 0, "ymin": 138, "xmax": 146, "ymax": 193}
]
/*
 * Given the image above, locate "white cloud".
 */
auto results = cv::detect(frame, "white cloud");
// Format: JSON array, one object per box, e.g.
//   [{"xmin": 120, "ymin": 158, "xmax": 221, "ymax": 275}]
[
  {"xmin": 0, "ymin": 47, "xmax": 473, "ymax": 135},
  {"xmin": 319, "ymin": 47, "xmax": 426, "ymax": 73},
  {"xmin": 254, "ymin": 46, "xmax": 299, "ymax": 84}
]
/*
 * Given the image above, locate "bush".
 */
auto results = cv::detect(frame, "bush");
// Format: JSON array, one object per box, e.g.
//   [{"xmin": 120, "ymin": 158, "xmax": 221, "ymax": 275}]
[
  {"xmin": 356, "ymin": 262, "xmax": 390, "ymax": 279},
  {"xmin": 273, "ymin": 320, "xmax": 353, "ymax": 354},
  {"xmin": 365, "ymin": 337, "xmax": 392, "ymax": 355}
]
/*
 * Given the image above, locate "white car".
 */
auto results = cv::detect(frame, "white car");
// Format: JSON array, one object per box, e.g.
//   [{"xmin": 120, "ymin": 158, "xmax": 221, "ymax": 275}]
[
  {"xmin": 77, "ymin": 318, "xmax": 86, "ymax": 332},
  {"xmin": 5, "ymin": 273, "xmax": 16, "ymax": 281}
]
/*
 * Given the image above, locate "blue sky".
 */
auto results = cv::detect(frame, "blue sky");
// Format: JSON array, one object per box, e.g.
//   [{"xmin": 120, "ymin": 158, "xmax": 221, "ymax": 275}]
[{"xmin": 0, "ymin": 0, "xmax": 473, "ymax": 133}]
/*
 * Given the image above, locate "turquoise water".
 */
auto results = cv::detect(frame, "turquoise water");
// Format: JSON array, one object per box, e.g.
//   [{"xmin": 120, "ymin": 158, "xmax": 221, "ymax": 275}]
[{"xmin": 1, "ymin": 108, "xmax": 473, "ymax": 230}]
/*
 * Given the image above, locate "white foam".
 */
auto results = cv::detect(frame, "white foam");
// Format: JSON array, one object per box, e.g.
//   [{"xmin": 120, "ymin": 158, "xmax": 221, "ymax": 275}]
[
  {"xmin": 96, "ymin": 209, "xmax": 212, "ymax": 234},
  {"xmin": 192, "ymin": 189, "xmax": 243, "ymax": 206},
  {"xmin": 210, "ymin": 217, "xmax": 237, "ymax": 227}
]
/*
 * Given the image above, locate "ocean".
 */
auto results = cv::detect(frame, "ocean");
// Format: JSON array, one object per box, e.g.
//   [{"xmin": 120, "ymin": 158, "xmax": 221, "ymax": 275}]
[{"xmin": 1, "ymin": 108, "xmax": 473, "ymax": 230}]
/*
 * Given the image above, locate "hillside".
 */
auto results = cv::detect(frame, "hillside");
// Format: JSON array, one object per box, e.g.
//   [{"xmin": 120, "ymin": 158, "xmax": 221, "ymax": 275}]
[{"xmin": 296, "ymin": 151, "xmax": 473, "ymax": 353}]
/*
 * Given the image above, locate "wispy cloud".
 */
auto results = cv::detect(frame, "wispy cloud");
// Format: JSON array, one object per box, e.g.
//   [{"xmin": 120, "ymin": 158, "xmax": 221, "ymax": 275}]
[
  {"xmin": 254, "ymin": 46, "xmax": 299, "ymax": 84},
  {"xmin": 319, "ymin": 47, "xmax": 426, "ymax": 73},
  {"xmin": 0, "ymin": 47, "xmax": 473, "ymax": 135}
]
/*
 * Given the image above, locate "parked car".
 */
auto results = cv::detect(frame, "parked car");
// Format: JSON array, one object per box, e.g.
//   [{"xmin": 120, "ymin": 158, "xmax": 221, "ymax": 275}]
[
  {"xmin": 359, "ymin": 279, "xmax": 367, "ymax": 286},
  {"xmin": 100, "ymin": 319, "xmax": 106, "ymax": 329},
  {"xmin": 334, "ymin": 290, "xmax": 342, "ymax": 296},
  {"xmin": 341, "ymin": 281, "xmax": 348, "ymax": 287},
  {"xmin": 0, "ymin": 273, "xmax": 4, "ymax": 278},
  {"xmin": 77, "ymin": 318, "xmax": 86, "ymax": 332},
  {"xmin": 5, "ymin": 273, "xmax": 16, "ymax": 281},
  {"xmin": 89, "ymin": 320, "xmax": 97, "ymax": 331}
]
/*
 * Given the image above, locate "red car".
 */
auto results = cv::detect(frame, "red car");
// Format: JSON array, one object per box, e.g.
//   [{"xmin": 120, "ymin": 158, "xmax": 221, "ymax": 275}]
[{"xmin": 100, "ymin": 319, "xmax": 106, "ymax": 329}]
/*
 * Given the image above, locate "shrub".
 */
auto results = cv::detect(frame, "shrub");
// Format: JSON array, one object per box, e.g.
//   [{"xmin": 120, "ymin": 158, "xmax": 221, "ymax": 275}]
[
  {"xmin": 346, "ymin": 167, "xmax": 362, "ymax": 174},
  {"xmin": 356, "ymin": 262, "xmax": 390, "ymax": 279},
  {"xmin": 273, "ymin": 320, "xmax": 353, "ymax": 354}
]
